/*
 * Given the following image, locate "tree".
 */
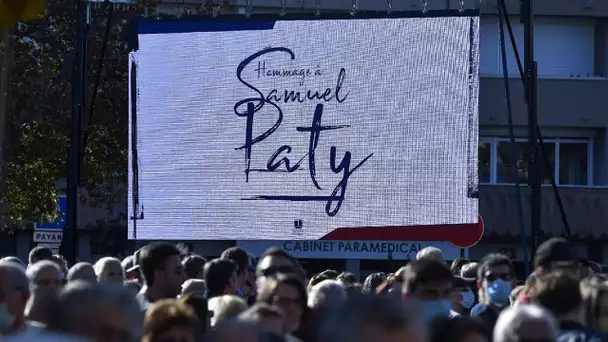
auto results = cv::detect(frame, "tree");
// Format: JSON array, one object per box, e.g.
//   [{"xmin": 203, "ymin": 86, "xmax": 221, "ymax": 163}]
[{"xmin": 1, "ymin": 0, "xmax": 229, "ymax": 231}]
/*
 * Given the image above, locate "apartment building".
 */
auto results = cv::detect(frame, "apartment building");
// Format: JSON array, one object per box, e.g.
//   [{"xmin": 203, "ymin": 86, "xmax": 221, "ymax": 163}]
[{"xmin": 4, "ymin": 0, "xmax": 608, "ymax": 273}]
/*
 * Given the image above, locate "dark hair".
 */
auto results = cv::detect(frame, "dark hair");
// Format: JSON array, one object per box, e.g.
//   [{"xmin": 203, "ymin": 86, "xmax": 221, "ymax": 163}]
[
  {"xmin": 429, "ymin": 316, "xmax": 489, "ymax": 342},
  {"xmin": 29, "ymin": 245, "xmax": 53, "ymax": 264},
  {"xmin": 221, "ymin": 247, "xmax": 250, "ymax": 276},
  {"xmin": 203, "ymin": 258, "xmax": 237, "ymax": 298},
  {"xmin": 533, "ymin": 272, "xmax": 582, "ymax": 317},
  {"xmin": 182, "ymin": 255, "xmax": 207, "ymax": 279},
  {"xmin": 450, "ymin": 258, "xmax": 471, "ymax": 275},
  {"xmin": 460, "ymin": 262, "xmax": 478, "ymax": 279},
  {"xmin": 337, "ymin": 272, "xmax": 357, "ymax": 285},
  {"xmin": 262, "ymin": 248, "xmax": 297, "ymax": 264},
  {"xmin": 139, "ymin": 243, "xmax": 182, "ymax": 286},
  {"xmin": 257, "ymin": 274, "xmax": 307, "ymax": 311},
  {"xmin": 319, "ymin": 269, "xmax": 339, "ymax": 280},
  {"xmin": 477, "ymin": 254, "xmax": 513, "ymax": 281},
  {"xmin": 363, "ymin": 272, "xmax": 387, "ymax": 294},
  {"xmin": 179, "ymin": 294, "xmax": 209, "ymax": 337},
  {"xmin": 403, "ymin": 260, "xmax": 453, "ymax": 293},
  {"xmin": 307, "ymin": 274, "xmax": 330, "ymax": 292},
  {"xmin": 346, "ymin": 283, "xmax": 363, "ymax": 297}
]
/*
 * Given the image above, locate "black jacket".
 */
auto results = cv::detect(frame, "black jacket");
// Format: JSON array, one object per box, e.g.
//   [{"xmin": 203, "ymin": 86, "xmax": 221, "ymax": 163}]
[{"xmin": 558, "ymin": 321, "xmax": 608, "ymax": 342}]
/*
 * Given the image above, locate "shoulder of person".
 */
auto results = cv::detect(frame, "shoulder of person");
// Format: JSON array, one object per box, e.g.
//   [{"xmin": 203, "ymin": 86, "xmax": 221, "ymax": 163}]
[
  {"xmin": 558, "ymin": 330, "xmax": 608, "ymax": 342},
  {"xmin": 3, "ymin": 329, "xmax": 88, "ymax": 342}
]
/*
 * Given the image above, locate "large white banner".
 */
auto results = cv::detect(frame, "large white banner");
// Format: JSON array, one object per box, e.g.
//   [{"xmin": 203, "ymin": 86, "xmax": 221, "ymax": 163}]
[{"xmin": 128, "ymin": 13, "xmax": 480, "ymax": 241}]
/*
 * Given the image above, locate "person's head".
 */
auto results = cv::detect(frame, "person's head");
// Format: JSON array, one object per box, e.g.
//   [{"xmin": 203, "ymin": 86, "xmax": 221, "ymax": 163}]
[
  {"xmin": 178, "ymin": 293, "xmax": 209, "ymax": 336},
  {"xmin": 52, "ymin": 254, "xmax": 69, "ymax": 277},
  {"xmin": 0, "ymin": 261, "xmax": 29, "ymax": 333},
  {"xmin": 376, "ymin": 274, "xmax": 403, "ymax": 295},
  {"xmin": 181, "ymin": 279, "xmax": 206, "ymax": 297},
  {"xmin": 257, "ymin": 274, "xmax": 307, "ymax": 333},
  {"xmin": 345, "ymin": 282, "xmax": 363, "ymax": 297},
  {"xmin": 0, "ymin": 257, "xmax": 25, "ymax": 267},
  {"xmin": 182, "ymin": 254, "xmax": 207, "ymax": 280},
  {"xmin": 534, "ymin": 238, "xmax": 580, "ymax": 280},
  {"xmin": 143, "ymin": 299, "xmax": 200, "ymax": 342},
  {"xmin": 203, "ymin": 258, "xmax": 238, "ymax": 298},
  {"xmin": 451, "ymin": 258, "xmax": 471, "ymax": 275},
  {"xmin": 531, "ymin": 272, "xmax": 584, "ymax": 324},
  {"xmin": 47, "ymin": 281, "xmax": 143, "ymax": 342},
  {"xmin": 429, "ymin": 316, "xmax": 490, "ymax": 342},
  {"xmin": 139, "ymin": 243, "xmax": 185, "ymax": 298},
  {"xmin": 67, "ymin": 262, "xmax": 97, "ymax": 283},
  {"xmin": 416, "ymin": 247, "xmax": 445, "ymax": 264},
  {"xmin": 402, "ymin": 259, "xmax": 454, "ymax": 323},
  {"xmin": 208, "ymin": 295, "xmax": 248, "ymax": 327},
  {"xmin": 336, "ymin": 272, "xmax": 357, "ymax": 286},
  {"xmin": 221, "ymin": 247, "xmax": 250, "ymax": 292},
  {"xmin": 580, "ymin": 275, "xmax": 608, "ymax": 333},
  {"xmin": 510, "ymin": 285, "xmax": 525, "ymax": 307},
  {"xmin": 238, "ymin": 303, "xmax": 286, "ymax": 335},
  {"xmin": 320, "ymin": 294, "xmax": 426, "ymax": 342},
  {"xmin": 26, "ymin": 260, "xmax": 63, "ymax": 300},
  {"xmin": 362, "ymin": 272, "xmax": 387, "ymax": 294},
  {"xmin": 307, "ymin": 280, "xmax": 347, "ymax": 317},
  {"xmin": 477, "ymin": 254, "xmax": 515, "ymax": 308},
  {"xmin": 461, "ymin": 262, "xmax": 479, "ymax": 280},
  {"xmin": 207, "ymin": 319, "xmax": 266, "ymax": 342},
  {"xmin": 493, "ymin": 304, "xmax": 559, "ymax": 342},
  {"xmin": 94, "ymin": 257, "xmax": 125, "ymax": 284},
  {"xmin": 451, "ymin": 276, "xmax": 476, "ymax": 313},
  {"xmin": 256, "ymin": 248, "xmax": 298, "ymax": 284},
  {"xmin": 124, "ymin": 279, "xmax": 142, "ymax": 297},
  {"xmin": 28, "ymin": 245, "xmax": 54, "ymax": 265},
  {"xmin": 307, "ymin": 274, "xmax": 330, "ymax": 292}
]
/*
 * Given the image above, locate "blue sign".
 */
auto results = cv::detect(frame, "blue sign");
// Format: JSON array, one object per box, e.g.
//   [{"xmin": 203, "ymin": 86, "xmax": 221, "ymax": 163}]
[{"xmin": 35, "ymin": 196, "xmax": 67, "ymax": 231}]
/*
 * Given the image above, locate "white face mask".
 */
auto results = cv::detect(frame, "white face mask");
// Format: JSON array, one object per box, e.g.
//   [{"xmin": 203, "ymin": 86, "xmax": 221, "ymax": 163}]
[
  {"xmin": 0, "ymin": 304, "xmax": 15, "ymax": 331},
  {"xmin": 461, "ymin": 289, "xmax": 475, "ymax": 309}
]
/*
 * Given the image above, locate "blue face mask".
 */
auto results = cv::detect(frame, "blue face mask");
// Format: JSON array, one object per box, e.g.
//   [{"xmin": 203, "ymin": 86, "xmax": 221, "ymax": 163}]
[
  {"xmin": 421, "ymin": 299, "xmax": 452, "ymax": 323},
  {"xmin": 486, "ymin": 279, "xmax": 512, "ymax": 307}
]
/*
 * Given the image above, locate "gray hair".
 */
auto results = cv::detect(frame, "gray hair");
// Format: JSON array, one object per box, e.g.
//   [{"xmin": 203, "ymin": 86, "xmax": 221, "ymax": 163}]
[
  {"xmin": 94, "ymin": 257, "xmax": 124, "ymax": 281},
  {"xmin": 208, "ymin": 295, "xmax": 248, "ymax": 327},
  {"xmin": 26, "ymin": 260, "xmax": 61, "ymax": 284},
  {"xmin": 415, "ymin": 247, "xmax": 444, "ymax": 263},
  {"xmin": 0, "ymin": 260, "xmax": 29, "ymax": 293},
  {"xmin": 1, "ymin": 256, "xmax": 25, "ymax": 267},
  {"xmin": 238, "ymin": 303, "xmax": 284, "ymax": 327},
  {"xmin": 47, "ymin": 281, "xmax": 143, "ymax": 339},
  {"xmin": 493, "ymin": 304, "xmax": 559, "ymax": 342},
  {"xmin": 67, "ymin": 262, "xmax": 96, "ymax": 283},
  {"xmin": 181, "ymin": 278, "xmax": 206, "ymax": 296},
  {"xmin": 319, "ymin": 294, "xmax": 420, "ymax": 342},
  {"xmin": 308, "ymin": 280, "xmax": 347, "ymax": 313}
]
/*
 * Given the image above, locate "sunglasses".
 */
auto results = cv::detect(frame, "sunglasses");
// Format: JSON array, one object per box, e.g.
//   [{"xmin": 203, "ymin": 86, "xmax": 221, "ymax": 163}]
[{"xmin": 485, "ymin": 272, "xmax": 512, "ymax": 282}]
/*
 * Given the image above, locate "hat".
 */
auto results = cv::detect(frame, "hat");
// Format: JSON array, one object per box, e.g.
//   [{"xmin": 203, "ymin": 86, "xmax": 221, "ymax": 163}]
[
  {"xmin": 533, "ymin": 237, "xmax": 579, "ymax": 269},
  {"xmin": 453, "ymin": 276, "xmax": 476, "ymax": 288}
]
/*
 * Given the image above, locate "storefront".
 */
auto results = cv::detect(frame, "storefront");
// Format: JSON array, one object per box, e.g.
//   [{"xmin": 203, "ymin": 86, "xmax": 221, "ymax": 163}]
[{"xmin": 237, "ymin": 240, "xmax": 465, "ymax": 280}]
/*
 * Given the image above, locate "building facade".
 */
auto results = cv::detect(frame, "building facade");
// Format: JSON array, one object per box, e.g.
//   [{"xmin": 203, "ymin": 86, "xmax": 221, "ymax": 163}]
[{"xmin": 4, "ymin": 0, "xmax": 608, "ymax": 276}]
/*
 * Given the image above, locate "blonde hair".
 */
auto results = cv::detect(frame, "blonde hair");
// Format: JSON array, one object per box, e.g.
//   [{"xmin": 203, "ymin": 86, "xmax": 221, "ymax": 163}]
[
  {"xmin": 143, "ymin": 299, "xmax": 200, "ymax": 342},
  {"xmin": 208, "ymin": 295, "xmax": 247, "ymax": 327}
]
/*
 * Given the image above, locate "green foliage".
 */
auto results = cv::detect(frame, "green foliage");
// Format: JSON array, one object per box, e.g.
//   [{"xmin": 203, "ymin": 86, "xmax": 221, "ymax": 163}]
[{"xmin": 1, "ymin": 0, "xmax": 229, "ymax": 230}]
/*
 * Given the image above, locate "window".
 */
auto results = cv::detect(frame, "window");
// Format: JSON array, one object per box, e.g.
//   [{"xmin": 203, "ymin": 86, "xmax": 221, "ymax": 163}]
[
  {"xmin": 479, "ymin": 137, "xmax": 592, "ymax": 186},
  {"xmin": 479, "ymin": 22, "xmax": 595, "ymax": 77}
]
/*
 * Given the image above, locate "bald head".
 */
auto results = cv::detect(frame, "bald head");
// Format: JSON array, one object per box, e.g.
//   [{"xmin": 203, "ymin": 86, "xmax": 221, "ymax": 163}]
[
  {"xmin": 26, "ymin": 260, "xmax": 62, "ymax": 298},
  {"xmin": 67, "ymin": 263, "xmax": 97, "ymax": 283},
  {"xmin": 0, "ymin": 261, "xmax": 28, "ymax": 293},
  {"xmin": 94, "ymin": 257, "xmax": 124, "ymax": 284},
  {"xmin": 0, "ymin": 261, "xmax": 29, "ymax": 331}
]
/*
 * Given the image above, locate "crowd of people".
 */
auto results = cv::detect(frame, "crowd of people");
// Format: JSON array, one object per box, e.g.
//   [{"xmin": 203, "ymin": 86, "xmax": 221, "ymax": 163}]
[{"xmin": 0, "ymin": 237, "xmax": 607, "ymax": 341}]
